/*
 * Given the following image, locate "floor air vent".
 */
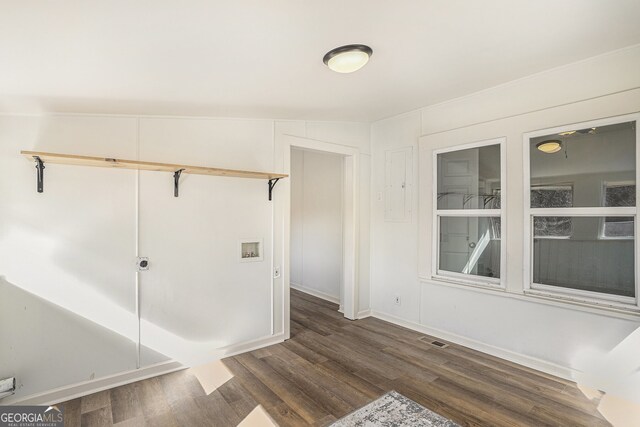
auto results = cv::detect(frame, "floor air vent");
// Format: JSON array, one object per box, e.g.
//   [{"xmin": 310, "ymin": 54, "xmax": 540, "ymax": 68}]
[{"xmin": 419, "ymin": 337, "xmax": 449, "ymax": 348}]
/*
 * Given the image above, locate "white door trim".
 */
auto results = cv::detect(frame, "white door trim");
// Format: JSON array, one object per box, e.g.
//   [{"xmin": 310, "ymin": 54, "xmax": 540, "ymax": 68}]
[{"xmin": 282, "ymin": 135, "xmax": 360, "ymax": 338}]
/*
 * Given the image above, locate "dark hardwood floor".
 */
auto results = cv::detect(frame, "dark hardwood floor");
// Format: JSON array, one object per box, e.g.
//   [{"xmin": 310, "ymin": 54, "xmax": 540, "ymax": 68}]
[{"xmin": 60, "ymin": 289, "xmax": 611, "ymax": 426}]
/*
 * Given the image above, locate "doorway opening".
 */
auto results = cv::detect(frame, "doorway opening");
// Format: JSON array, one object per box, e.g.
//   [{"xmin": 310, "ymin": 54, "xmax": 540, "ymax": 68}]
[
  {"xmin": 290, "ymin": 147, "xmax": 344, "ymax": 315},
  {"xmin": 282, "ymin": 135, "xmax": 359, "ymax": 339}
]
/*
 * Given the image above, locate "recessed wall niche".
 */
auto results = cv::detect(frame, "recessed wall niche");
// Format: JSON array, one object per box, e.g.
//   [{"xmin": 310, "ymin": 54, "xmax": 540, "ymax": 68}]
[{"xmin": 239, "ymin": 239, "xmax": 263, "ymax": 262}]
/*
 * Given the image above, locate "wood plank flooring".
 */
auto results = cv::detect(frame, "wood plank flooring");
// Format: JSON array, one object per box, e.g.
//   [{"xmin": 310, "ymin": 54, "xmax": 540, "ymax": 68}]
[{"xmin": 59, "ymin": 289, "xmax": 611, "ymax": 426}]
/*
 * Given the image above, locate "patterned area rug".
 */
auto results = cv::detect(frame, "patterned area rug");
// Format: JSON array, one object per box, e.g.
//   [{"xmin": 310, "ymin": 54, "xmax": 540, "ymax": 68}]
[{"xmin": 330, "ymin": 391, "xmax": 460, "ymax": 427}]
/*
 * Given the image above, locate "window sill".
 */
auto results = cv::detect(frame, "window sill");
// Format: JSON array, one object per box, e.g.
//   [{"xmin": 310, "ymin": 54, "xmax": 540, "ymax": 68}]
[
  {"xmin": 524, "ymin": 288, "xmax": 638, "ymax": 314},
  {"xmin": 420, "ymin": 277, "xmax": 640, "ymax": 320},
  {"xmin": 430, "ymin": 274, "xmax": 505, "ymax": 292}
]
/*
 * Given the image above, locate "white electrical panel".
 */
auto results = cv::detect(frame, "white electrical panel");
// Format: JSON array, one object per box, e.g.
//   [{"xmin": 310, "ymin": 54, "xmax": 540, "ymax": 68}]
[{"xmin": 384, "ymin": 147, "xmax": 413, "ymax": 222}]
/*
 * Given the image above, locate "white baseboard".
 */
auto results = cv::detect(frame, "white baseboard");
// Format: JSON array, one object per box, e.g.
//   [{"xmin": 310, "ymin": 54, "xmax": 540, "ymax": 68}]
[
  {"xmin": 216, "ymin": 332, "xmax": 285, "ymax": 358},
  {"xmin": 357, "ymin": 309, "xmax": 372, "ymax": 319},
  {"xmin": 5, "ymin": 333, "xmax": 285, "ymax": 406},
  {"xmin": 290, "ymin": 283, "xmax": 370, "ymax": 320},
  {"xmin": 290, "ymin": 283, "xmax": 340, "ymax": 305},
  {"xmin": 370, "ymin": 310, "xmax": 579, "ymax": 382},
  {"xmin": 5, "ymin": 360, "xmax": 184, "ymax": 406}
]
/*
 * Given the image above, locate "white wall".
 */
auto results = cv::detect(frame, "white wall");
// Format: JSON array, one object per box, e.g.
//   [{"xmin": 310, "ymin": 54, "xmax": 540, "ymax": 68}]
[
  {"xmin": 290, "ymin": 149, "xmax": 343, "ymax": 303},
  {"xmin": 370, "ymin": 45, "xmax": 640, "ymax": 402},
  {"xmin": 0, "ymin": 115, "xmax": 140, "ymax": 401},
  {"xmin": 371, "ymin": 111, "xmax": 422, "ymax": 321},
  {"xmin": 0, "ymin": 114, "xmax": 370, "ymax": 402},
  {"xmin": 137, "ymin": 118, "xmax": 276, "ymax": 367},
  {"xmin": 290, "ymin": 149, "xmax": 305, "ymax": 293}
]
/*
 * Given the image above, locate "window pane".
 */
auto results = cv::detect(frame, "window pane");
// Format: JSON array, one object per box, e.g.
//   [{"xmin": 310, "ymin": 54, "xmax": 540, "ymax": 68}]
[
  {"xmin": 534, "ymin": 216, "xmax": 572, "ymax": 238},
  {"xmin": 603, "ymin": 216, "xmax": 634, "ymax": 239},
  {"xmin": 530, "ymin": 121, "xmax": 636, "ymax": 208},
  {"xmin": 439, "ymin": 217, "xmax": 500, "ymax": 279},
  {"xmin": 437, "ymin": 144, "xmax": 500, "ymax": 210},
  {"xmin": 531, "ymin": 186, "xmax": 573, "ymax": 208},
  {"xmin": 533, "ymin": 216, "xmax": 635, "ymax": 297},
  {"xmin": 604, "ymin": 183, "xmax": 636, "ymax": 207}
]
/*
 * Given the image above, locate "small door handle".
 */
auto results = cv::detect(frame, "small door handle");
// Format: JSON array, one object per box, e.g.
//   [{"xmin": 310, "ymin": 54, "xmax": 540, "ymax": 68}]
[{"xmin": 469, "ymin": 242, "xmax": 476, "ymax": 249}]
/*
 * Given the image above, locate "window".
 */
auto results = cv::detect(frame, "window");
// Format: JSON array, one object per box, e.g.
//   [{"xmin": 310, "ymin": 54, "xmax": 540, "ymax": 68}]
[
  {"xmin": 525, "ymin": 115, "xmax": 638, "ymax": 308},
  {"xmin": 433, "ymin": 138, "xmax": 505, "ymax": 287}
]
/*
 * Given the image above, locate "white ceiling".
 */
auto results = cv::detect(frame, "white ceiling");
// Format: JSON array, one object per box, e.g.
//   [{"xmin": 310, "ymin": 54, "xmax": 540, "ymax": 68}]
[{"xmin": 1, "ymin": 0, "xmax": 640, "ymax": 121}]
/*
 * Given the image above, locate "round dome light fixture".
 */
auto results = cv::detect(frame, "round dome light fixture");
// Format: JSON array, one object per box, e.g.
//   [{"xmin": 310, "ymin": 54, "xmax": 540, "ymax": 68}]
[
  {"xmin": 323, "ymin": 44, "xmax": 373, "ymax": 73},
  {"xmin": 536, "ymin": 140, "xmax": 562, "ymax": 154}
]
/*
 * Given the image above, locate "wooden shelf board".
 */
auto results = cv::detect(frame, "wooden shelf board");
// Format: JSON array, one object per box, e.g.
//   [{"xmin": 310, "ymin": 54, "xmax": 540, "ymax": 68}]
[{"xmin": 21, "ymin": 151, "xmax": 288, "ymax": 180}]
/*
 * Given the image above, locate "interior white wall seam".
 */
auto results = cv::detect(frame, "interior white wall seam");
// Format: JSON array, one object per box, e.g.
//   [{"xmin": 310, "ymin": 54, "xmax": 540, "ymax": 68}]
[{"xmin": 135, "ymin": 117, "xmax": 141, "ymax": 369}]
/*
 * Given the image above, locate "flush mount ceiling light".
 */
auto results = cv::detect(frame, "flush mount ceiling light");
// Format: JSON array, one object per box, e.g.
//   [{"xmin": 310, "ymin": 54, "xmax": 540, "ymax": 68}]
[
  {"xmin": 557, "ymin": 127, "xmax": 597, "ymax": 138},
  {"xmin": 576, "ymin": 127, "xmax": 597, "ymax": 135},
  {"xmin": 537, "ymin": 140, "xmax": 562, "ymax": 154},
  {"xmin": 323, "ymin": 44, "xmax": 373, "ymax": 73}
]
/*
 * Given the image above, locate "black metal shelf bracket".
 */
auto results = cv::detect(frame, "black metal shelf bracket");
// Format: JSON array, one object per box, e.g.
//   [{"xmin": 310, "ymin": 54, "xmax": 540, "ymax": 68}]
[
  {"xmin": 34, "ymin": 156, "xmax": 45, "ymax": 193},
  {"xmin": 268, "ymin": 178, "xmax": 281, "ymax": 201},
  {"xmin": 174, "ymin": 169, "xmax": 185, "ymax": 197}
]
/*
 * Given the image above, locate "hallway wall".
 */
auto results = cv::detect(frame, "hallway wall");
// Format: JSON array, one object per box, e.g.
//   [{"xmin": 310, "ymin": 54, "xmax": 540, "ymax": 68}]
[{"xmin": 290, "ymin": 148, "xmax": 344, "ymax": 303}]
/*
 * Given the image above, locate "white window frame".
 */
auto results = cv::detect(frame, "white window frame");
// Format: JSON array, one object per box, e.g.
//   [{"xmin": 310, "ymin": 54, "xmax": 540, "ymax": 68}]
[
  {"xmin": 599, "ymin": 180, "xmax": 635, "ymax": 240},
  {"xmin": 523, "ymin": 113, "xmax": 640, "ymax": 310},
  {"xmin": 432, "ymin": 137, "xmax": 506, "ymax": 289}
]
